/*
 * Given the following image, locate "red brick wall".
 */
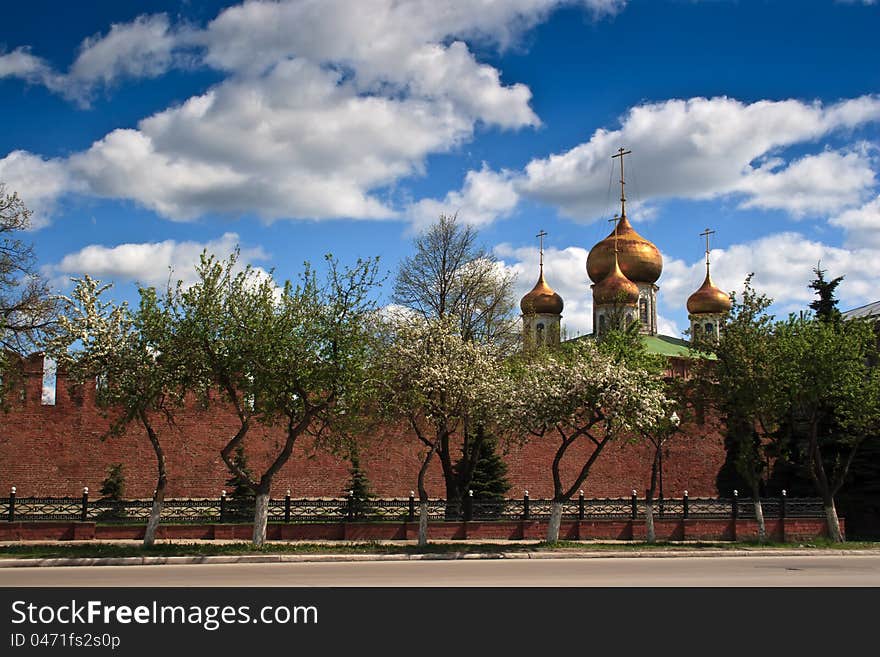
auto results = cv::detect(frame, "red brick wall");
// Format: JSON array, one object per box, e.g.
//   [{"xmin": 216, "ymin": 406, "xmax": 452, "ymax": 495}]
[{"xmin": 0, "ymin": 356, "xmax": 725, "ymax": 499}]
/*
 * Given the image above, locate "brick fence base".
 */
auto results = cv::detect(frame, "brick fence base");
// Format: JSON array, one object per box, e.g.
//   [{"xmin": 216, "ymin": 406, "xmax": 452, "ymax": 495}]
[{"xmin": 0, "ymin": 518, "xmax": 841, "ymax": 542}]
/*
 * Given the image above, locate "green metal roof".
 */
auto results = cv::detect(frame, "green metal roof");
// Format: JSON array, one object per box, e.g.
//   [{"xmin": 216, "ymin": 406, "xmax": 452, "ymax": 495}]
[{"xmin": 569, "ymin": 333, "xmax": 715, "ymax": 359}]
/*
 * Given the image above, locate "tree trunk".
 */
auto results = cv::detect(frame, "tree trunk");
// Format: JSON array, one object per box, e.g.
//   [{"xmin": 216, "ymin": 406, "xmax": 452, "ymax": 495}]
[
  {"xmin": 252, "ymin": 492, "xmax": 270, "ymax": 547},
  {"xmin": 143, "ymin": 487, "xmax": 165, "ymax": 548},
  {"xmin": 546, "ymin": 501, "xmax": 563, "ymax": 542},
  {"xmin": 751, "ymin": 480, "xmax": 766, "ymax": 543},
  {"xmin": 141, "ymin": 413, "xmax": 166, "ymax": 549},
  {"xmin": 824, "ymin": 498, "xmax": 844, "ymax": 543},
  {"xmin": 418, "ymin": 502, "xmax": 429, "ymax": 547},
  {"xmin": 645, "ymin": 497, "xmax": 655, "ymax": 544}
]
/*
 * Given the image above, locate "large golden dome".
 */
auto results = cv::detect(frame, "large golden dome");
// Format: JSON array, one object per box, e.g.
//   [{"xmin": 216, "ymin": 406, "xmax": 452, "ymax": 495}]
[
  {"xmin": 593, "ymin": 256, "xmax": 639, "ymax": 306},
  {"xmin": 687, "ymin": 271, "xmax": 731, "ymax": 315},
  {"xmin": 587, "ymin": 215, "xmax": 663, "ymax": 284},
  {"xmin": 520, "ymin": 269, "xmax": 564, "ymax": 315}
]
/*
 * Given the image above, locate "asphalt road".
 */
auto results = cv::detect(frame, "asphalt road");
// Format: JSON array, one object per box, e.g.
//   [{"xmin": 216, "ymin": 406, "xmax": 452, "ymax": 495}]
[{"xmin": 3, "ymin": 554, "xmax": 880, "ymax": 586}]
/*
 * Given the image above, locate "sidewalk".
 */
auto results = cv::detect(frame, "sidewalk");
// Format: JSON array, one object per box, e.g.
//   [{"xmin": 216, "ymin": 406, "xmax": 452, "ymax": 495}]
[{"xmin": 2, "ymin": 539, "xmax": 879, "ymax": 568}]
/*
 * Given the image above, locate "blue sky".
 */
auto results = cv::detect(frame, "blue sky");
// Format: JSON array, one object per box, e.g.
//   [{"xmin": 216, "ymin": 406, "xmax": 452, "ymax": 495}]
[{"xmin": 1, "ymin": 0, "xmax": 879, "ymax": 337}]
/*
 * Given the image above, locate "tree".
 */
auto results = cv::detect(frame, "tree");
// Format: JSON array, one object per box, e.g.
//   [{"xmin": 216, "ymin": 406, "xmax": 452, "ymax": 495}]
[
  {"xmin": 343, "ymin": 447, "xmax": 375, "ymax": 520},
  {"xmin": 391, "ymin": 214, "xmax": 518, "ymax": 512},
  {"xmin": 0, "ymin": 184, "xmax": 57, "ymax": 396},
  {"xmin": 770, "ymin": 315, "xmax": 880, "ymax": 542},
  {"xmin": 224, "ymin": 445, "xmax": 255, "ymax": 521},
  {"xmin": 808, "ymin": 264, "xmax": 844, "ymax": 324},
  {"xmin": 177, "ymin": 252, "xmax": 381, "ymax": 546},
  {"xmin": 47, "ymin": 277, "xmax": 185, "ymax": 547},
  {"xmin": 375, "ymin": 314, "xmax": 505, "ymax": 545},
  {"xmin": 454, "ymin": 431, "xmax": 510, "ymax": 503},
  {"xmin": 693, "ymin": 275, "xmax": 778, "ymax": 542},
  {"xmin": 504, "ymin": 340, "xmax": 668, "ymax": 542}
]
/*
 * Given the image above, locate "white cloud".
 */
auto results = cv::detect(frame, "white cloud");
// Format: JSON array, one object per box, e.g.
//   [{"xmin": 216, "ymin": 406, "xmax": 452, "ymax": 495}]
[
  {"xmin": 830, "ymin": 195, "xmax": 880, "ymax": 247},
  {"xmin": 48, "ymin": 232, "xmax": 268, "ymax": 288},
  {"xmin": 518, "ymin": 95, "xmax": 880, "ymax": 221},
  {"xmin": 0, "ymin": 151, "xmax": 76, "ymax": 229},
  {"xmin": 0, "ymin": 47, "xmax": 59, "ymax": 88},
  {"xmin": 408, "ymin": 165, "xmax": 519, "ymax": 229},
  {"xmin": 660, "ymin": 232, "xmax": 880, "ymax": 318},
  {"xmin": 735, "ymin": 148, "xmax": 875, "ymax": 216}
]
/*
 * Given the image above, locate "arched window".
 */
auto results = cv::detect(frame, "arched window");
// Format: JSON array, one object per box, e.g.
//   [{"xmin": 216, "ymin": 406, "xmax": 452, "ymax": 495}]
[
  {"xmin": 598, "ymin": 314, "xmax": 606, "ymax": 334},
  {"xmin": 639, "ymin": 298, "xmax": 648, "ymax": 325},
  {"xmin": 705, "ymin": 322, "xmax": 714, "ymax": 334},
  {"xmin": 536, "ymin": 322, "xmax": 545, "ymax": 345}
]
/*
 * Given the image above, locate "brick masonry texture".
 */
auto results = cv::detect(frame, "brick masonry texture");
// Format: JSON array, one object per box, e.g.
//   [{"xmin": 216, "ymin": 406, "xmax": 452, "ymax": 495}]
[{"xmin": 0, "ymin": 356, "xmax": 725, "ymax": 499}]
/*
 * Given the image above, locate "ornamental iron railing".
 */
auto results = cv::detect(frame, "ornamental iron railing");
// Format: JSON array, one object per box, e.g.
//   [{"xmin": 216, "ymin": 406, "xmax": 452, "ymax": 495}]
[{"xmin": 0, "ymin": 492, "xmax": 825, "ymax": 524}]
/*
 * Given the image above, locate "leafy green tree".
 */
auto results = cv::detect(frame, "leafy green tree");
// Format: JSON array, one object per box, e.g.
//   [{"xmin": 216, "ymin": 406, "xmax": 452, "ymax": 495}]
[
  {"xmin": 693, "ymin": 275, "xmax": 777, "ymax": 542},
  {"xmin": 47, "ymin": 277, "xmax": 185, "ymax": 547},
  {"xmin": 770, "ymin": 315, "xmax": 880, "ymax": 542},
  {"xmin": 178, "ymin": 251, "xmax": 381, "ymax": 546}
]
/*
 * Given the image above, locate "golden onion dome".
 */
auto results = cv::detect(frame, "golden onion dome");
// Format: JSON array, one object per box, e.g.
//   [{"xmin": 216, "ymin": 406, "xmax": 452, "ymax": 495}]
[
  {"xmin": 587, "ymin": 215, "xmax": 663, "ymax": 284},
  {"xmin": 593, "ymin": 255, "xmax": 639, "ymax": 306},
  {"xmin": 687, "ymin": 271, "xmax": 732, "ymax": 315},
  {"xmin": 520, "ymin": 269, "xmax": 564, "ymax": 315}
]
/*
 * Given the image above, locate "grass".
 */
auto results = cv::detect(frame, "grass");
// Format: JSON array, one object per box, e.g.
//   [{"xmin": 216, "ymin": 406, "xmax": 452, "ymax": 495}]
[{"xmin": 1, "ymin": 539, "xmax": 878, "ymax": 560}]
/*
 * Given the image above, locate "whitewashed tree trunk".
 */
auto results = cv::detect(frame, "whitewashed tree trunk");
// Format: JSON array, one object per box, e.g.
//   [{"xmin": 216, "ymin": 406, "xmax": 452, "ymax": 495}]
[
  {"xmin": 253, "ymin": 493, "xmax": 270, "ymax": 546},
  {"xmin": 645, "ymin": 499, "xmax": 655, "ymax": 544},
  {"xmin": 754, "ymin": 497, "xmax": 767, "ymax": 543},
  {"xmin": 825, "ymin": 501, "xmax": 843, "ymax": 543},
  {"xmin": 546, "ymin": 501, "xmax": 563, "ymax": 542},
  {"xmin": 418, "ymin": 502, "xmax": 429, "ymax": 547},
  {"xmin": 143, "ymin": 494, "xmax": 165, "ymax": 548}
]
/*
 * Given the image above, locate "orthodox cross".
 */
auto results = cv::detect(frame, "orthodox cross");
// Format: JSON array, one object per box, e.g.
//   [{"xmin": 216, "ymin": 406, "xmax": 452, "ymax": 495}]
[
  {"xmin": 611, "ymin": 147, "xmax": 632, "ymax": 218},
  {"xmin": 536, "ymin": 229, "xmax": 547, "ymax": 271},
  {"xmin": 700, "ymin": 227, "xmax": 715, "ymax": 268}
]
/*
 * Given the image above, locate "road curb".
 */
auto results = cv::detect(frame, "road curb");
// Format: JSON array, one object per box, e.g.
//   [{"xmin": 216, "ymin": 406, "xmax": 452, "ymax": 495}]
[{"xmin": 1, "ymin": 548, "xmax": 879, "ymax": 568}]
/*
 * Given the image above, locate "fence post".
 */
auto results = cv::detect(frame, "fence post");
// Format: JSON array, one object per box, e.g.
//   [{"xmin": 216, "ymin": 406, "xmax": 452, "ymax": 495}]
[
  {"xmin": 578, "ymin": 490, "xmax": 585, "ymax": 521},
  {"xmin": 80, "ymin": 487, "xmax": 89, "ymax": 522},
  {"xmin": 219, "ymin": 490, "xmax": 227, "ymax": 523},
  {"xmin": 347, "ymin": 491, "xmax": 354, "ymax": 521},
  {"xmin": 408, "ymin": 491, "xmax": 415, "ymax": 522},
  {"xmin": 631, "ymin": 489, "xmax": 637, "ymax": 519},
  {"xmin": 732, "ymin": 489, "xmax": 739, "ymax": 520},
  {"xmin": 683, "ymin": 490, "xmax": 689, "ymax": 520},
  {"xmin": 8, "ymin": 486, "xmax": 15, "ymax": 522},
  {"xmin": 285, "ymin": 490, "xmax": 291, "ymax": 523},
  {"xmin": 523, "ymin": 491, "xmax": 530, "ymax": 521},
  {"xmin": 465, "ymin": 490, "xmax": 473, "ymax": 521},
  {"xmin": 780, "ymin": 489, "xmax": 786, "ymax": 519}
]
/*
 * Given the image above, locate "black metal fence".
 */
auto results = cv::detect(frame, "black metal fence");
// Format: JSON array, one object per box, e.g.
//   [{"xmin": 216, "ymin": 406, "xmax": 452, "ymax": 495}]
[{"xmin": 0, "ymin": 490, "xmax": 824, "ymax": 524}]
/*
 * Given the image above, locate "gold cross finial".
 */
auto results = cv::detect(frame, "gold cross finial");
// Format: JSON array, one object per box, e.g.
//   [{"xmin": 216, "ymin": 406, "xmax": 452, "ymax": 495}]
[
  {"xmin": 536, "ymin": 230, "xmax": 547, "ymax": 270},
  {"xmin": 700, "ymin": 228, "xmax": 715, "ymax": 270},
  {"xmin": 611, "ymin": 147, "xmax": 632, "ymax": 218}
]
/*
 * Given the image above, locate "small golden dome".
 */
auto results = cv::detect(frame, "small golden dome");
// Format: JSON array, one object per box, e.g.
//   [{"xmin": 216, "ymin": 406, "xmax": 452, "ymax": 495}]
[
  {"xmin": 587, "ymin": 215, "xmax": 663, "ymax": 284},
  {"xmin": 593, "ymin": 256, "xmax": 639, "ymax": 306},
  {"xmin": 520, "ymin": 269, "xmax": 564, "ymax": 315},
  {"xmin": 687, "ymin": 271, "xmax": 732, "ymax": 314}
]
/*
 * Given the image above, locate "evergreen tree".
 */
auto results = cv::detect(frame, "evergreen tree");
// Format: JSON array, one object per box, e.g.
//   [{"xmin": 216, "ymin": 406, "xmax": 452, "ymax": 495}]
[
  {"xmin": 808, "ymin": 264, "xmax": 844, "ymax": 323},
  {"xmin": 225, "ymin": 445, "xmax": 255, "ymax": 520},
  {"xmin": 100, "ymin": 463, "xmax": 126, "ymax": 500},
  {"xmin": 455, "ymin": 436, "xmax": 510, "ymax": 503},
  {"xmin": 343, "ymin": 449, "xmax": 375, "ymax": 519}
]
